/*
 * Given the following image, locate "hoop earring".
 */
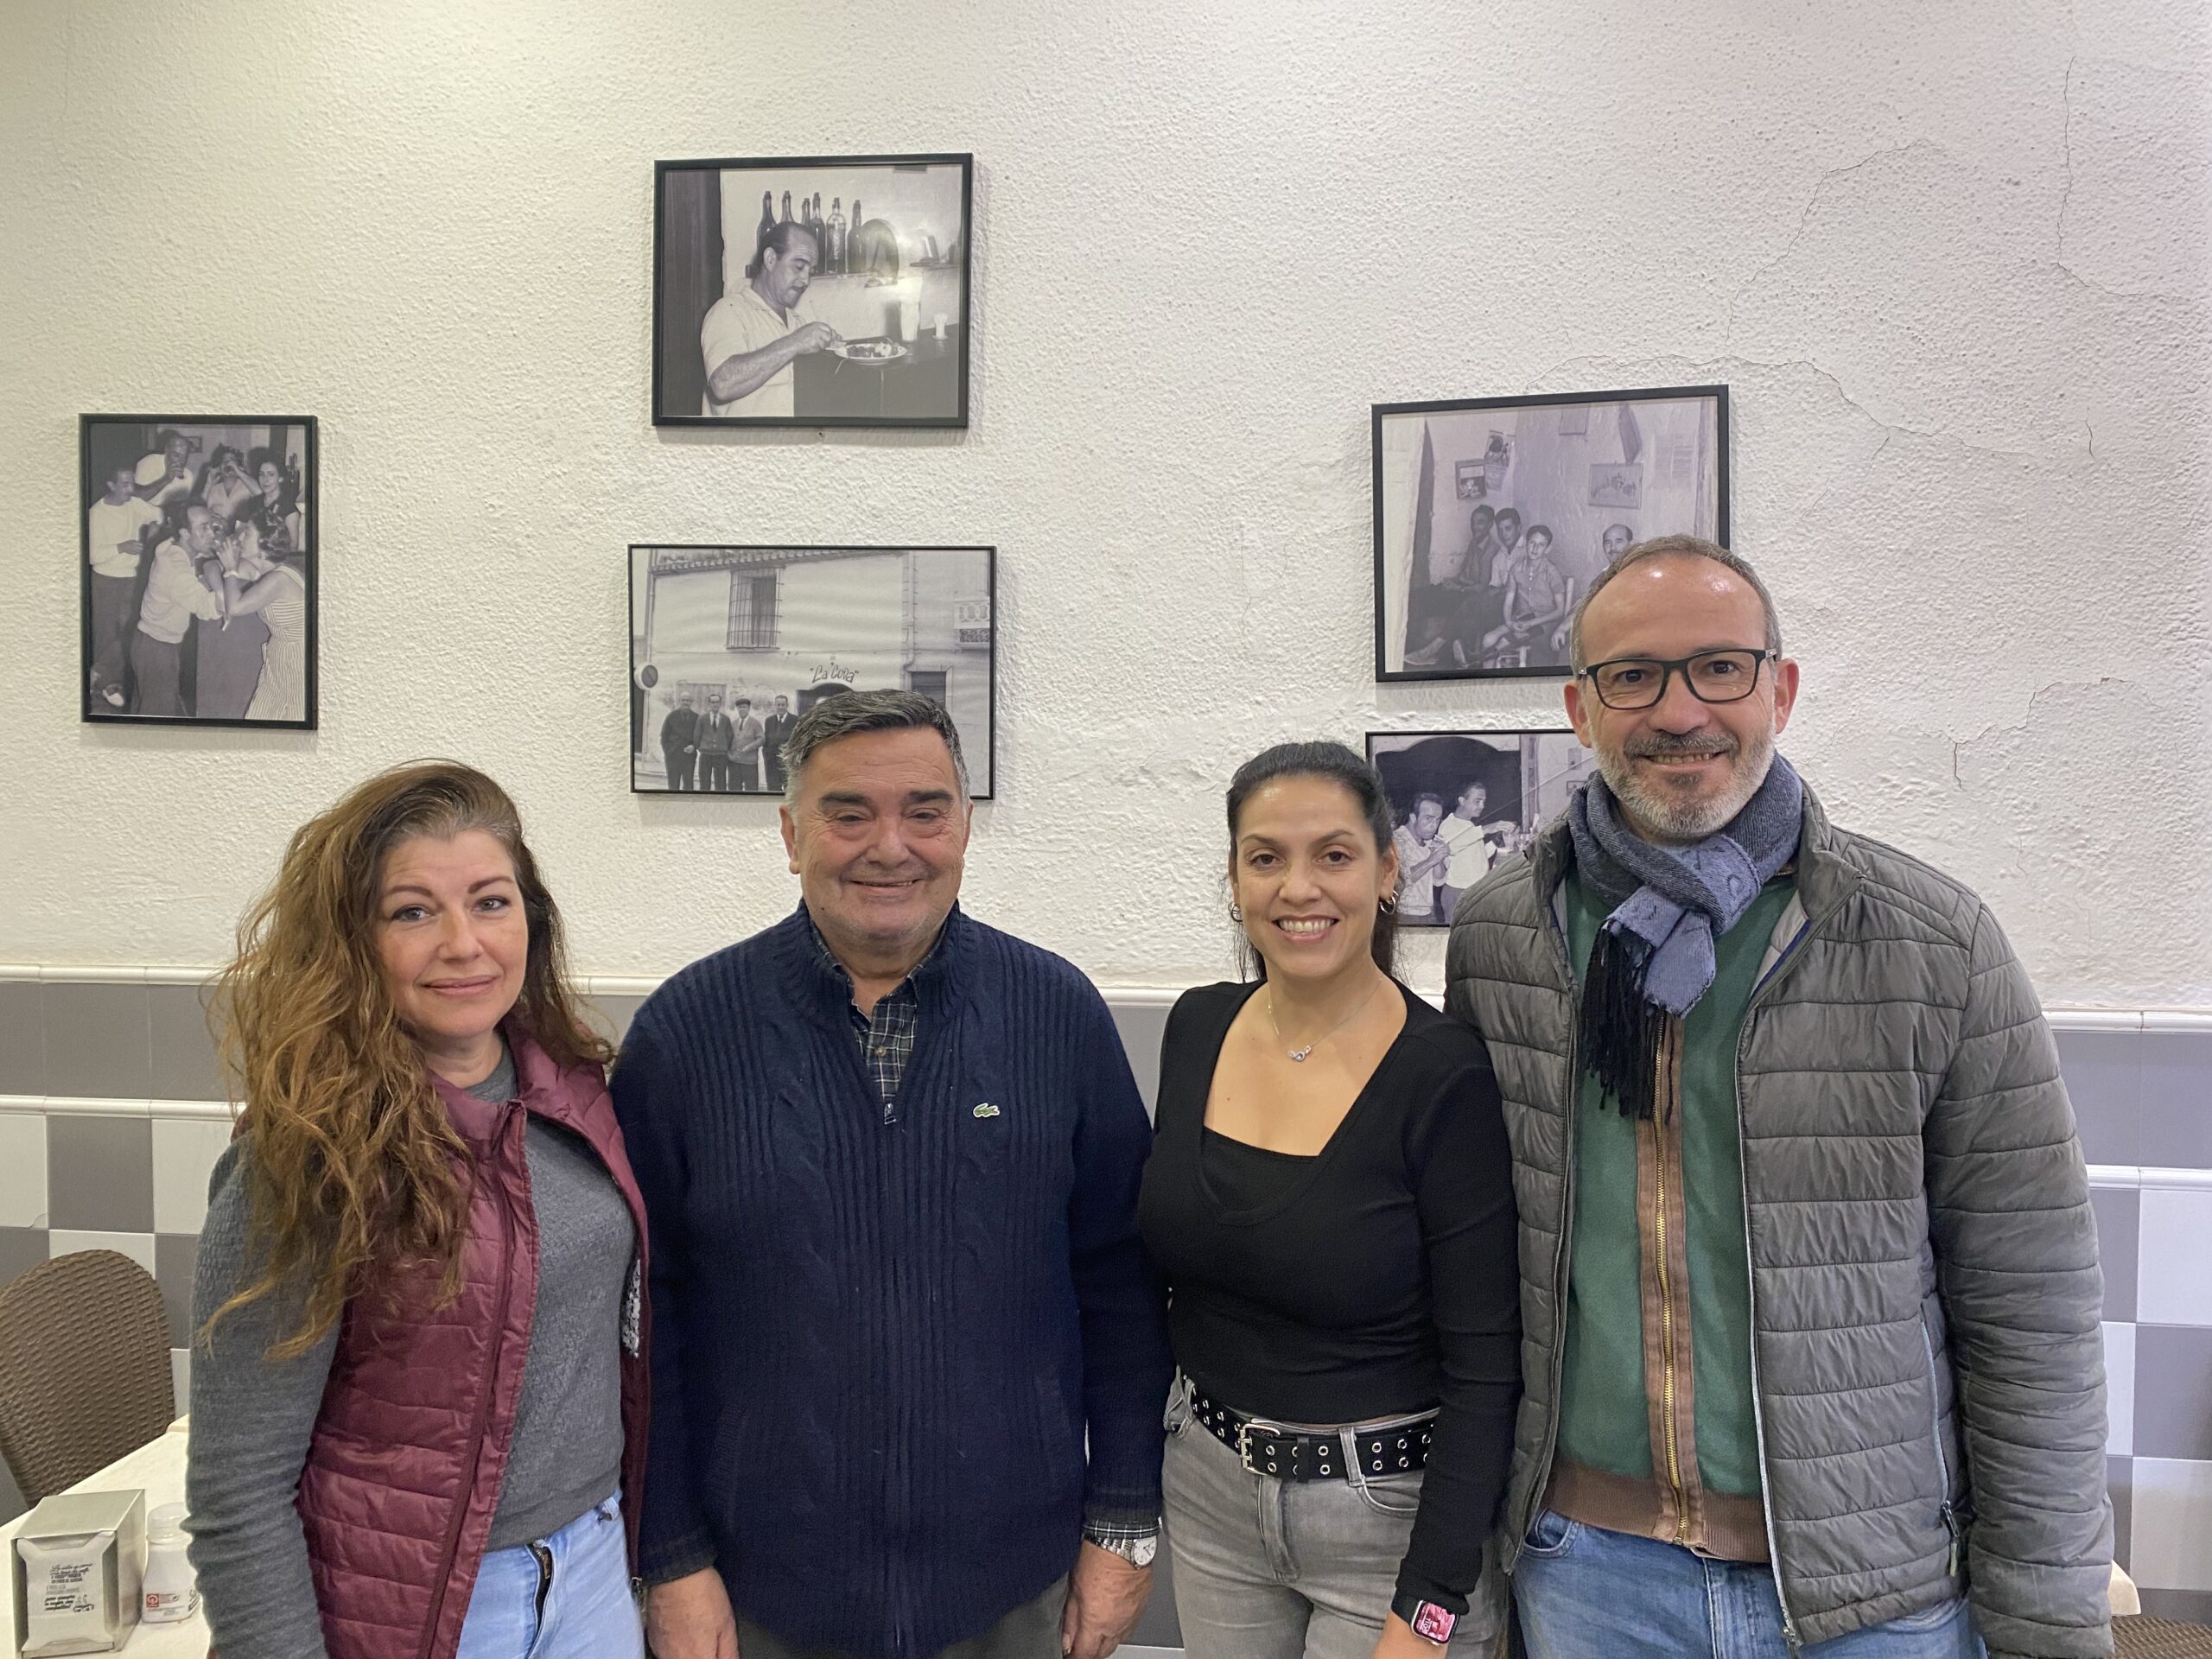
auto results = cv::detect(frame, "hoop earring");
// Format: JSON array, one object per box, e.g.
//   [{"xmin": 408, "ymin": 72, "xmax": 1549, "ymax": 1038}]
[
  {"xmin": 1228, "ymin": 904, "xmax": 1243, "ymax": 923},
  {"xmin": 1378, "ymin": 895, "xmax": 1398, "ymax": 915}
]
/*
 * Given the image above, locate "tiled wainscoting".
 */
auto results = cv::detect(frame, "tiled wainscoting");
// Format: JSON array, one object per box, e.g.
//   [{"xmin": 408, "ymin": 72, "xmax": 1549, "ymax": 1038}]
[{"xmin": 0, "ymin": 970, "xmax": 2207, "ymax": 1635}]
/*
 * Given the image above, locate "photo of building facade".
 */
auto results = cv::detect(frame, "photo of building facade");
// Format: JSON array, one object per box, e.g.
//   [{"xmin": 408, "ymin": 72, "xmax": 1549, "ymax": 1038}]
[{"xmin": 628, "ymin": 543, "xmax": 995, "ymax": 795}]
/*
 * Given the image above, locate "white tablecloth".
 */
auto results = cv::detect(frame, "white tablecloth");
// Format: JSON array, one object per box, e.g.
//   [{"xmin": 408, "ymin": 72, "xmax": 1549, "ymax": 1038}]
[{"xmin": 2, "ymin": 1419, "xmax": 208, "ymax": 1655}]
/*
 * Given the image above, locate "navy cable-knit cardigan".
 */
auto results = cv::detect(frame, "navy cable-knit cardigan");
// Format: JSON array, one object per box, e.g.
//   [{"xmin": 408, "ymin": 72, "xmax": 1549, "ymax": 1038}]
[{"xmin": 612, "ymin": 904, "xmax": 1173, "ymax": 1658}]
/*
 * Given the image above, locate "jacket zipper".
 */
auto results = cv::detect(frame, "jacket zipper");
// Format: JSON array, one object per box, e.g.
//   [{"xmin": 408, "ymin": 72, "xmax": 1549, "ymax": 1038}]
[
  {"xmin": 1734, "ymin": 900, "xmax": 1844, "ymax": 1656},
  {"xmin": 1919, "ymin": 1315, "xmax": 1961, "ymax": 1578},
  {"xmin": 1651, "ymin": 1121, "xmax": 1688, "ymax": 1543},
  {"xmin": 1520, "ymin": 887, "xmax": 1581, "ymax": 1556},
  {"xmin": 418, "ymin": 1106, "xmax": 520, "ymax": 1659}
]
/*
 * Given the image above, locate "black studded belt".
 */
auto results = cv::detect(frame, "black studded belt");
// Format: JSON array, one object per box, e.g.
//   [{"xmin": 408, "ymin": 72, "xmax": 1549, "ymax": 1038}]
[{"xmin": 1186, "ymin": 1384, "xmax": 1437, "ymax": 1482}]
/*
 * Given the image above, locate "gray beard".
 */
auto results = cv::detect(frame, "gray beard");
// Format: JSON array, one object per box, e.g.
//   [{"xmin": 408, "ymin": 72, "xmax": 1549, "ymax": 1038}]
[{"xmin": 1599, "ymin": 728, "xmax": 1777, "ymax": 843}]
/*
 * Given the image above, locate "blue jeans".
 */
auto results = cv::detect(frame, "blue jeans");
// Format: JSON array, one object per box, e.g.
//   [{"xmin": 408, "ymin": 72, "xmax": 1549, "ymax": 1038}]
[
  {"xmin": 455, "ymin": 1494, "xmax": 643, "ymax": 1659},
  {"xmin": 1515, "ymin": 1510, "xmax": 1985, "ymax": 1659}
]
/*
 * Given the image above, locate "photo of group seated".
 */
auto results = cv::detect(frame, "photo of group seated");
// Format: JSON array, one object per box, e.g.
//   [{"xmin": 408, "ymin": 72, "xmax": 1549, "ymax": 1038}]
[
  {"xmin": 1366, "ymin": 729, "xmax": 1594, "ymax": 925},
  {"xmin": 653, "ymin": 154, "xmax": 972, "ymax": 428},
  {"xmin": 78, "ymin": 415, "xmax": 317, "ymax": 728},
  {"xmin": 1373, "ymin": 385, "xmax": 1727, "ymax": 682},
  {"xmin": 627, "ymin": 543, "xmax": 995, "ymax": 797}
]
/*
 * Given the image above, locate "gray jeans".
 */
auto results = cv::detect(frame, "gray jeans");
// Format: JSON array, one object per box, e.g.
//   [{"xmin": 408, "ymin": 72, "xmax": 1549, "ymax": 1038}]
[
  {"xmin": 735, "ymin": 1576, "xmax": 1068, "ymax": 1659},
  {"xmin": 1162, "ymin": 1379, "xmax": 1501, "ymax": 1659}
]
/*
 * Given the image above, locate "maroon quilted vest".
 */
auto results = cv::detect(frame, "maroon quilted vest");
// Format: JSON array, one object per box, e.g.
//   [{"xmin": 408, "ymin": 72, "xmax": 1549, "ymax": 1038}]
[{"xmin": 291, "ymin": 1028, "xmax": 652, "ymax": 1659}]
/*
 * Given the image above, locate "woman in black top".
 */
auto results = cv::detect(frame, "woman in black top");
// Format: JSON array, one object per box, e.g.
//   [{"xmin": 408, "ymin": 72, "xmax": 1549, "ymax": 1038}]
[{"xmin": 1139, "ymin": 741, "xmax": 1519, "ymax": 1658}]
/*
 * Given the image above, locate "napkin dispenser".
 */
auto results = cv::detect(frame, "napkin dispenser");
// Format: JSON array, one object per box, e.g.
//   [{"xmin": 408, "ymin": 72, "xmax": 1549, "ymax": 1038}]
[{"xmin": 11, "ymin": 1489, "xmax": 144, "ymax": 1656}]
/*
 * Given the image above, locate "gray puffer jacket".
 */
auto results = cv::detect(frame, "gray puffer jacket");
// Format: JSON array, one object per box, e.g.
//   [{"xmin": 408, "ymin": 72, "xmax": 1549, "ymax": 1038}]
[{"xmin": 1445, "ymin": 789, "xmax": 2110, "ymax": 1658}]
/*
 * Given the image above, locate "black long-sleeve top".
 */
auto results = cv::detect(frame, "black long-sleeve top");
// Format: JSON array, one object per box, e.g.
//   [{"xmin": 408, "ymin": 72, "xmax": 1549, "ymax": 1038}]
[{"xmin": 1137, "ymin": 979, "xmax": 1521, "ymax": 1610}]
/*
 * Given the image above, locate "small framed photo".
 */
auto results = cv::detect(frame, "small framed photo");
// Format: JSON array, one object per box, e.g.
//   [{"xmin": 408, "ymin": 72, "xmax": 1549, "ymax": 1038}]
[
  {"xmin": 1373, "ymin": 385, "xmax": 1729, "ymax": 683},
  {"xmin": 653, "ymin": 154, "xmax": 973, "ymax": 428},
  {"xmin": 628, "ymin": 544, "xmax": 995, "ymax": 798},
  {"xmin": 79, "ymin": 415, "xmax": 318, "ymax": 728},
  {"xmin": 1366, "ymin": 728, "xmax": 1595, "ymax": 926}
]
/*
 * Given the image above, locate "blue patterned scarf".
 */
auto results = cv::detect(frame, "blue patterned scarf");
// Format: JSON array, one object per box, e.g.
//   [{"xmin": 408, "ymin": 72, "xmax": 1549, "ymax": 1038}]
[{"xmin": 1567, "ymin": 753, "xmax": 1804, "ymax": 1120}]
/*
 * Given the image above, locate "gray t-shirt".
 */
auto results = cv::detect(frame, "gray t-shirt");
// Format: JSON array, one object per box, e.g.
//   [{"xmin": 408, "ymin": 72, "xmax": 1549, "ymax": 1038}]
[{"xmin": 185, "ymin": 1046, "xmax": 634, "ymax": 1659}]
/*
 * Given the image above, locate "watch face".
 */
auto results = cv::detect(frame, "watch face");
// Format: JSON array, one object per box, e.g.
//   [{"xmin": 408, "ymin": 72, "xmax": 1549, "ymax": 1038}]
[{"xmin": 1410, "ymin": 1601, "xmax": 1458, "ymax": 1644}]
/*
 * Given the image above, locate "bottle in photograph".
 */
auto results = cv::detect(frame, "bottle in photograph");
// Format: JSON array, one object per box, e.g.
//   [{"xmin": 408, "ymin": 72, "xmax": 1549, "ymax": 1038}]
[
  {"xmin": 780, "ymin": 190, "xmax": 793, "ymax": 222},
  {"xmin": 142, "ymin": 1503, "xmax": 198, "ymax": 1624},
  {"xmin": 755, "ymin": 190, "xmax": 774, "ymax": 253},
  {"xmin": 808, "ymin": 194, "xmax": 825, "ymax": 250},
  {"xmin": 828, "ymin": 198, "xmax": 846, "ymax": 271}
]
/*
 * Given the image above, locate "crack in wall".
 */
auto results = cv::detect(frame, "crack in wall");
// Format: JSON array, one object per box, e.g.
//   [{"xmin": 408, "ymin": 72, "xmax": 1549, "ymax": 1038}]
[
  {"xmin": 1723, "ymin": 140, "xmax": 1938, "ymax": 345},
  {"xmin": 1948, "ymin": 676, "xmax": 2129, "ymax": 791},
  {"xmin": 1524, "ymin": 350, "xmax": 2047, "ymax": 463},
  {"xmin": 2057, "ymin": 53, "xmax": 2080, "ymax": 257}
]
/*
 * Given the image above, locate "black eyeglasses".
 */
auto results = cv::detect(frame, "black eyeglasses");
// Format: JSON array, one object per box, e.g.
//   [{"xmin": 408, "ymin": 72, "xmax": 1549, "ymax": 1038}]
[{"xmin": 1578, "ymin": 648, "xmax": 1776, "ymax": 710}]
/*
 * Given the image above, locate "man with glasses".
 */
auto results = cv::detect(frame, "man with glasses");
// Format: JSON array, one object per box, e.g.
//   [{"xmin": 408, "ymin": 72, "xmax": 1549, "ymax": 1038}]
[{"xmin": 1447, "ymin": 536, "xmax": 2107, "ymax": 1658}]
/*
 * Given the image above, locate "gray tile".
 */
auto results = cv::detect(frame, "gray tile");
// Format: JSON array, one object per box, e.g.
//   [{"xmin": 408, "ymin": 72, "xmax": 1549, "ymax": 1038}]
[
  {"xmin": 0, "ymin": 1226, "xmax": 50, "ymax": 1293},
  {"xmin": 2111, "ymin": 1454, "xmax": 2133, "ymax": 1572},
  {"xmin": 0, "ymin": 981, "xmax": 41, "ymax": 1096},
  {"xmin": 2135, "ymin": 1587, "xmax": 2212, "ymax": 1624},
  {"xmin": 588, "ymin": 995, "xmax": 645, "ymax": 1049},
  {"xmin": 2056, "ymin": 1031, "xmax": 2139, "ymax": 1166},
  {"xmin": 2094, "ymin": 1186, "xmax": 2140, "ymax": 1324},
  {"xmin": 47, "ymin": 1115, "xmax": 154, "ymax": 1232},
  {"xmin": 2133, "ymin": 1326, "xmax": 2212, "ymax": 1462},
  {"xmin": 1107, "ymin": 1001, "xmax": 1170, "ymax": 1117},
  {"xmin": 155, "ymin": 1233, "xmax": 199, "ymax": 1349},
  {"xmin": 147, "ymin": 982, "xmax": 225, "ymax": 1102},
  {"xmin": 42, "ymin": 982, "xmax": 151, "ymax": 1100},
  {"xmin": 2139, "ymin": 1032, "xmax": 2212, "ymax": 1171}
]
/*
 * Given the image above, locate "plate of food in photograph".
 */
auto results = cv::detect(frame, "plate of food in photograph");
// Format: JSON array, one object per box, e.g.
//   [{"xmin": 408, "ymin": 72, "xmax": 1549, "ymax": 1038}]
[{"xmin": 830, "ymin": 340, "xmax": 909, "ymax": 363}]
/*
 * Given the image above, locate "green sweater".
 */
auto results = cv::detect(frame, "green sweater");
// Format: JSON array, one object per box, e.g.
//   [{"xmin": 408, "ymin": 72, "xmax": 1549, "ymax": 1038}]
[{"xmin": 1555, "ymin": 872, "xmax": 1796, "ymax": 1497}]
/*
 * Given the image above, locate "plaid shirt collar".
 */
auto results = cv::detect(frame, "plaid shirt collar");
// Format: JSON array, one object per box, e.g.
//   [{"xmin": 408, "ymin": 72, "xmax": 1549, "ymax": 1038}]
[{"xmin": 802, "ymin": 906, "xmax": 951, "ymax": 1121}]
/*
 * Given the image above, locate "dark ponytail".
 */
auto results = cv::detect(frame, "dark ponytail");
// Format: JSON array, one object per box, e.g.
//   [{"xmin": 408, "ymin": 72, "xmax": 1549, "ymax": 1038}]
[{"xmin": 1225, "ymin": 741, "xmax": 1398, "ymax": 981}]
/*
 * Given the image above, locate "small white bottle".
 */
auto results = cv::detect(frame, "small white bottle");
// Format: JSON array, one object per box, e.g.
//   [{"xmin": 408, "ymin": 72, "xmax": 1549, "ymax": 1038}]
[{"xmin": 142, "ymin": 1503, "xmax": 199, "ymax": 1624}]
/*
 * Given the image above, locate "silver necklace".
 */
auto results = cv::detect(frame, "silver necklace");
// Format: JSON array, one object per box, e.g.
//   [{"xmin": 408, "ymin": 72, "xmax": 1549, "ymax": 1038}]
[{"xmin": 1267, "ymin": 978, "xmax": 1382, "ymax": 1063}]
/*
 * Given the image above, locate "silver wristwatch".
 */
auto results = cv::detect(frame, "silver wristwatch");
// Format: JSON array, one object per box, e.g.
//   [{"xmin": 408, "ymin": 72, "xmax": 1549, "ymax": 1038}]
[{"xmin": 1090, "ymin": 1530, "xmax": 1159, "ymax": 1568}]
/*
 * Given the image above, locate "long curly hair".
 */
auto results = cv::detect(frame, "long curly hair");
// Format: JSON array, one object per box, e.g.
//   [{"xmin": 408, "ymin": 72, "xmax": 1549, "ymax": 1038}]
[{"xmin": 204, "ymin": 761, "xmax": 611, "ymax": 1357}]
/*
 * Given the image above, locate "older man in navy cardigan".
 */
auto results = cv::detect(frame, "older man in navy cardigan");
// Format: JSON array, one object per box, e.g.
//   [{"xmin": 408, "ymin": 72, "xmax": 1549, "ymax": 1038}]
[{"xmin": 617, "ymin": 690, "xmax": 1173, "ymax": 1659}]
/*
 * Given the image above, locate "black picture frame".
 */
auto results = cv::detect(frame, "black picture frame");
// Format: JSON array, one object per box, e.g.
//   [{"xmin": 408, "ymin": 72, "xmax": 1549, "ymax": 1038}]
[
  {"xmin": 1365, "ymin": 727, "xmax": 1590, "ymax": 927},
  {"xmin": 1372, "ymin": 384, "xmax": 1730, "ymax": 683},
  {"xmin": 627, "ymin": 544, "xmax": 996, "ymax": 798},
  {"xmin": 652, "ymin": 153, "xmax": 975, "ymax": 429},
  {"xmin": 79, "ymin": 414, "xmax": 319, "ymax": 729}
]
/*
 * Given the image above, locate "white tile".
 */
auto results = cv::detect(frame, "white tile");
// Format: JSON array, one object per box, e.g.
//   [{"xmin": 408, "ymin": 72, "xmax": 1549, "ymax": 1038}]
[
  {"xmin": 0, "ymin": 1114, "xmax": 45, "ymax": 1226},
  {"xmin": 2139, "ymin": 1190, "xmax": 2212, "ymax": 1325},
  {"xmin": 152, "ymin": 1118, "xmax": 233, "ymax": 1235},
  {"xmin": 48, "ymin": 1229, "xmax": 157, "ymax": 1276},
  {"xmin": 2131, "ymin": 1458, "xmax": 2212, "ymax": 1591},
  {"xmin": 2105, "ymin": 1323, "xmax": 2136, "ymax": 1456},
  {"xmin": 169, "ymin": 1348, "xmax": 190, "ymax": 1417}
]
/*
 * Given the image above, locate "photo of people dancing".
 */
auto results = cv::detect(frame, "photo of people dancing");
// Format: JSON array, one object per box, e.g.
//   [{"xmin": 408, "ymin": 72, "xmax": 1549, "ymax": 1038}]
[{"xmin": 80, "ymin": 420, "xmax": 313, "ymax": 723}]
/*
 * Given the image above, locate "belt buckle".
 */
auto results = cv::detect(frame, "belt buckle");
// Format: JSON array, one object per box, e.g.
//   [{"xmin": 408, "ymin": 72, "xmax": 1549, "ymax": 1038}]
[{"xmin": 1235, "ymin": 1420, "xmax": 1263, "ymax": 1476}]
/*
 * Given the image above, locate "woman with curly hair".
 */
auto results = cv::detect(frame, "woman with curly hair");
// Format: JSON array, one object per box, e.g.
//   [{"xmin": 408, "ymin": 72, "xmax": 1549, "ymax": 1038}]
[{"xmin": 186, "ymin": 762, "xmax": 650, "ymax": 1659}]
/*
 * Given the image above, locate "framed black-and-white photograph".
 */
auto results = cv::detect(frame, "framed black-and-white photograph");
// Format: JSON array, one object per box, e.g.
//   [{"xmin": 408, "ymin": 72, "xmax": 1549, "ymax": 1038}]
[
  {"xmin": 79, "ymin": 415, "xmax": 317, "ymax": 728},
  {"xmin": 629, "ymin": 545, "xmax": 995, "ymax": 798},
  {"xmin": 653, "ymin": 154, "xmax": 973, "ymax": 428},
  {"xmin": 1366, "ymin": 728, "xmax": 1594, "ymax": 926},
  {"xmin": 1373, "ymin": 385, "xmax": 1728, "ymax": 683}
]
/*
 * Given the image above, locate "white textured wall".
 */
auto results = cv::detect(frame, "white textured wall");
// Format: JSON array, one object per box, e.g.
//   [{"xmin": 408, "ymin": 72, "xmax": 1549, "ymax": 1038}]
[{"xmin": 3, "ymin": 0, "xmax": 2208, "ymax": 1006}]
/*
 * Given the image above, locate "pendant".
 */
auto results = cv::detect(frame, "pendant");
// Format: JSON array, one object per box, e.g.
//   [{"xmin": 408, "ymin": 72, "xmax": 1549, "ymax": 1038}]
[{"xmin": 1287, "ymin": 1046, "xmax": 1313, "ymax": 1063}]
